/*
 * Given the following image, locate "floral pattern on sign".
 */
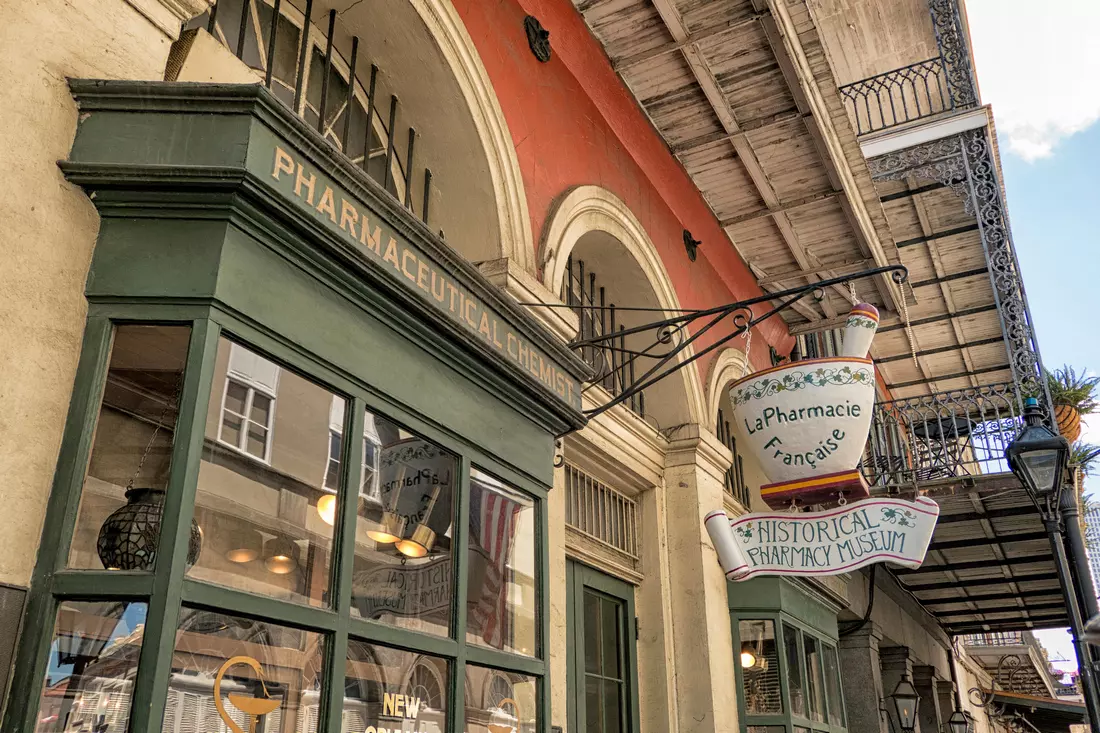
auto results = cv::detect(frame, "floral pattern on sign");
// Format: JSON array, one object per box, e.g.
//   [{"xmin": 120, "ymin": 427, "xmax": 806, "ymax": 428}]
[
  {"xmin": 735, "ymin": 525, "xmax": 753, "ymax": 544},
  {"xmin": 732, "ymin": 366, "xmax": 875, "ymax": 406},
  {"xmin": 881, "ymin": 507, "xmax": 915, "ymax": 527},
  {"xmin": 847, "ymin": 316, "xmax": 877, "ymax": 331}
]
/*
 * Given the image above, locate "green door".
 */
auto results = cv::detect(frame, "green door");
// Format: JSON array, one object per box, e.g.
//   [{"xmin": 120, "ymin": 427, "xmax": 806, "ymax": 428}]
[{"xmin": 567, "ymin": 560, "xmax": 640, "ymax": 733}]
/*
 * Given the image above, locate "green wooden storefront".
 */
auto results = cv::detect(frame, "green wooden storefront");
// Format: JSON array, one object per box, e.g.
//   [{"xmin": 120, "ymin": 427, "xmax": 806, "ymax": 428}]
[{"xmin": 2, "ymin": 81, "xmax": 588, "ymax": 733}]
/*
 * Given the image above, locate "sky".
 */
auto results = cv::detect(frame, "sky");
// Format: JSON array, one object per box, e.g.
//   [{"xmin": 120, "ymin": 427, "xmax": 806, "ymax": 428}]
[{"xmin": 965, "ymin": 0, "xmax": 1100, "ymax": 677}]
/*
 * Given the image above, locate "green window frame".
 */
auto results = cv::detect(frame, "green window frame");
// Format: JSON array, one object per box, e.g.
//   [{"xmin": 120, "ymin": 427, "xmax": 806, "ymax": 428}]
[
  {"xmin": 731, "ymin": 611, "xmax": 847, "ymax": 733},
  {"xmin": 566, "ymin": 561, "xmax": 640, "ymax": 733},
  {"xmin": 3, "ymin": 306, "xmax": 553, "ymax": 733}
]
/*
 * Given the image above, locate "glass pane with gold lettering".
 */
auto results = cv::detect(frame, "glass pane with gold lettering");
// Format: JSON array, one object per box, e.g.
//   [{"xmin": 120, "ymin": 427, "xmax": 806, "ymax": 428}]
[
  {"xmin": 465, "ymin": 665, "xmax": 537, "ymax": 733},
  {"xmin": 166, "ymin": 608, "xmax": 324, "ymax": 733},
  {"xmin": 342, "ymin": 641, "xmax": 448, "ymax": 733},
  {"xmin": 350, "ymin": 408, "xmax": 456, "ymax": 637},
  {"xmin": 33, "ymin": 601, "xmax": 147, "ymax": 733},
  {"xmin": 466, "ymin": 470, "xmax": 537, "ymax": 657},
  {"xmin": 188, "ymin": 338, "xmax": 344, "ymax": 607},
  {"xmin": 68, "ymin": 324, "xmax": 192, "ymax": 570}
]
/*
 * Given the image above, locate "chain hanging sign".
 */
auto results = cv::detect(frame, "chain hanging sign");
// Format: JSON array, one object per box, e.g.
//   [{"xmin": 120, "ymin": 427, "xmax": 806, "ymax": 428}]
[{"xmin": 705, "ymin": 496, "xmax": 940, "ymax": 581}]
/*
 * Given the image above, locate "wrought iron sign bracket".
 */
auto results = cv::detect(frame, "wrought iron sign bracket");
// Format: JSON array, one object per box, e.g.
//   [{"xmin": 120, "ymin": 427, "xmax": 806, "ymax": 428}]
[{"xmin": 524, "ymin": 264, "xmax": 909, "ymax": 421}]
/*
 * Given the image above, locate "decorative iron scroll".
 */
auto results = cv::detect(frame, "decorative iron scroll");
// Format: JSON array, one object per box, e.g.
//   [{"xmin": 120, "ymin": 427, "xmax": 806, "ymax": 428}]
[
  {"xmin": 928, "ymin": 0, "xmax": 978, "ymax": 110},
  {"xmin": 960, "ymin": 127, "xmax": 1051, "ymax": 409},
  {"xmin": 866, "ymin": 136, "xmax": 971, "ymax": 214}
]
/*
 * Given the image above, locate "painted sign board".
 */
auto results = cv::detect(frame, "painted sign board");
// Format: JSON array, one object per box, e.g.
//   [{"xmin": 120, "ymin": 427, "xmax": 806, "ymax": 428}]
[
  {"xmin": 251, "ymin": 137, "xmax": 583, "ymax": 412},
  {"xmin": 705, "ymin": 496, "xmax": 940, "ymax": 581}
]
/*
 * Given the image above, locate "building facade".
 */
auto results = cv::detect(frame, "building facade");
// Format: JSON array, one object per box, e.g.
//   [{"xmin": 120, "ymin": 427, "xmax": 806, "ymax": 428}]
[{"xmin": 0, "ymin": 1, "xmax": 1087, "ymax": 733}]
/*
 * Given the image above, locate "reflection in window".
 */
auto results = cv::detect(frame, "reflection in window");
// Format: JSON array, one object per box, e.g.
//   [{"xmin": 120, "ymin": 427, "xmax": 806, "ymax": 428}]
[
  {"xmin": 739, "ymin": 620, "xmax": 781, "ymax": 715},
  {"xmin": 351, "ymin": 409, "xmax": 455, "ymax": 637},
  {"xmin": 783, "ymin": 623, "xmax": 805, "ymax": 718},
  {"xmin": 466, "ymin": 666, "xmax": 537, "ymax": 733},
  {"xmin": 190, "ymin": 338, "xmax": 342, "ymax": 607},
  {"xmin": 466, "ymin": 470, "xmax": 537, "ymax": 657},
  {"xmin": 33, "ymin": 602, "xmax": 147, "ymax": 733},
  {"xmin": 342, "ymin": 643, "xmax": 448, "ymax": 733},
  {"xmin": 68, "ymin": 325, "xmax": 192, "ymax": 570},
  {"xmin": 804, "ymin": 635, "xmax": 826, "ymax": 724},
  {"xmin": 166, "ymin": 608, "xmax": 323, "ymax": 733},
  {"xmin": 823, "ymin": 644, "xmax": 845, "ymax": 727}
]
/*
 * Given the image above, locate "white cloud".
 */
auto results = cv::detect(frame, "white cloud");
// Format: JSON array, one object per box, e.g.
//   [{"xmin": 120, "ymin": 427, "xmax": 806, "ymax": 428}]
[{"xmin": 967, "ymin": 0, "xmax": 1100, "ymax": 161}]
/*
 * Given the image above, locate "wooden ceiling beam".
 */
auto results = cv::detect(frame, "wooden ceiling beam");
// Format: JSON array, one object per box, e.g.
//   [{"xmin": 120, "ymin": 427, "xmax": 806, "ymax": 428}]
[
  {"xmin": 719, "ymin": 190, "xmax": 842, "ymax": 228},
  {"xmin": 749, "ymin": 263, "xmax": 824, "ymax": 323},
  {"xmin": 876, "ymin": 337, "xmax": 1004, "ymax": 364},
  {"xmin": 920, "ymin": 589, "xmax": 1062, "ymax": 606},
  {"xmin": 670, "ymin": 109, "xmax": 804, "ymax": 155},
  {"xmin": 935, "ymin": 602, "xmax": 1067, "ymax": 619},
  {"xmin": 885, "ymin": 363, "xmax": 1011, "ymax": 390},
  {"xmin": 613, "ymin": 11, "xmax": 769, "ymax": 72},
  {"xmin": 927, "ymin": 531, "xmax": 1047, "ymax": 552},
  {"xmin": 755, "ymin": 258, "xmax": 877, "ymax": 287},
  {"xmin": 876, "ymin": 304, "xmax": 998, "ymax": 333}
]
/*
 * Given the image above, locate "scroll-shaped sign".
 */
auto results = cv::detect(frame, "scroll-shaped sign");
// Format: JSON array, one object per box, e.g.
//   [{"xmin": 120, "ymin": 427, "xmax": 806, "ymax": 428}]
[{"xmin": 705, "ymin": 496, "xmax": 940, "ymax": 581}]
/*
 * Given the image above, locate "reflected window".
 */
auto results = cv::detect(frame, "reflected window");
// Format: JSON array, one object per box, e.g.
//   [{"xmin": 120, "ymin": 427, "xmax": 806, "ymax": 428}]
[
  {"xmin": 351, "ymin": 408, "xmax": 455, "ymax": 637},
  {"xmin": 823, "ymin": 644, "xmax": 845, "ymax": 727},
  {"xmin": 466, "ymin": 470, "xmax": 537, "ymax": 657},
  {"xmin": 68, "ymin": 325, "xmax": 192, "ymax": 570},
  {"xmin": 804, "ymin": 636, "xmax": 825, "ymax": 724},
  {"xmin": 739, "ymin": 620, "xmax": 781, "ymax": 715},
  {"xmin": 783, "ymin": 623, "xmax": 804, "ymax": 718},
  {"xmin": 190, "ymin": 338, "xmax": 342, "ymax": 607},
  {"xmin": 342, "ymin": 643, "xmax": 448, "ymax": 733},
  {"xmin": 166, "ymin": 608, "xmax": 323, "ymax": 733},
  {"xmin": 466, "ymin": 666, "xmax": 536, "ymax": 733},
  {"xmin": 33, "ymin": 602, "xmax": 148, "ymax": 733}
]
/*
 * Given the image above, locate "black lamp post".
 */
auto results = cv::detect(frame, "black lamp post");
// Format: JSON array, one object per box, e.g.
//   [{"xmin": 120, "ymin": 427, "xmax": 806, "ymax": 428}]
[
  {"xmin": 1005, "ymin": 397, "xmax": 1100, "ymax": 732},
  {"xmin": 887, "ymin": 674, "xmax": 920, "ymax": 733},
  {"xmin": 946, "ymin": 709, "xmax": 970, "ymax": 733}
]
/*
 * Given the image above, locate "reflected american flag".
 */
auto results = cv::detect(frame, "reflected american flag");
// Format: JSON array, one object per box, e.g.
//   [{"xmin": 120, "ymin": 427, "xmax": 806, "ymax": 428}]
[{"xmin": 469, "ymin": 480, "xmax": 522, "ymax": 649}]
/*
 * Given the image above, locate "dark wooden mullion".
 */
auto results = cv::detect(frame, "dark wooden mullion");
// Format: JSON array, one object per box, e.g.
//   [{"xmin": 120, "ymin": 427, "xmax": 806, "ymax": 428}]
[
  {"xmin": 537, "ymin": 491, "xmax": 552, "ymax": 733},
  {"xmin": 465, "ymin": 644, "xmax": 545, "ymax": 676},
  {"xmin": 451, "ymin": 456, "xmax": 473, "ymax": 733},
  {"xmin": 128, "ymin": 319, "xmax": 220, "ymax": 733},
  {"xmin": 180, "ymin": 579, "xmax": 341, "ymax": 632},
  {"xmin": 50, "ymin": 571, "xmax": 154, "ymax": 598},
  {"xmin": 0, "ymin": 316, "xmax": 113, "ymax": 733},
  {"xmin": 321, "ymin": 397, "xmax": 365, "ymax": 733},
  {"xmin": 346, "ymin": 616, "xmax": 460, "ymax": 659}
]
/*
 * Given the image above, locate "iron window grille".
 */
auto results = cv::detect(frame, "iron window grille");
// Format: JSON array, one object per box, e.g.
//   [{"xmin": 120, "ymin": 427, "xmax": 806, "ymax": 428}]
[{"xmin": 563, "ymin": 463, "xmax": 639, "ymax": 562}]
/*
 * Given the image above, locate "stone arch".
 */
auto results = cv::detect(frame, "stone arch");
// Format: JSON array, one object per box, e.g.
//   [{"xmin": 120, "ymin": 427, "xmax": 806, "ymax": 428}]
[
  {"xmin": 704, "ymin": 347, "xmax": 752, "ymax": 431},
  {"xmin": 408, "ymin": 0, "xmax": 535, "ymax": 272},
  {"xmin": 540, "ymin": 185, "xmax": 706, "ymax": 427}
]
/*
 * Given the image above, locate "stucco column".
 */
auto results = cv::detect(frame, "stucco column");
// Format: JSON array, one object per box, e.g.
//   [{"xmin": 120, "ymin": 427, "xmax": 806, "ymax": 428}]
[
  {"xmin": 547, "ymin": 465, "xmax": 568, "ymax": 731},
  {"xmin": 881, "ymin": 646, "xmax": 917, "ymax": 733},
  {"xmin": 913, "ymin": 665, "xmax": 945, "ymax": 733},
  {"xmin": 838, "ymin": 623, "xmax": 887, "ymax": 733},
  {"xmin": 663, "ymin": 424, "xmax": 739, "ymax": 733}
]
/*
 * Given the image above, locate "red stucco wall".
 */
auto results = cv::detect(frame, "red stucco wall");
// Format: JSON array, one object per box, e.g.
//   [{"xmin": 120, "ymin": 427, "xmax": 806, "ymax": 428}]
[{"xmin": 449, "ymin": 0, "xmax": 795, "ymax": 381}]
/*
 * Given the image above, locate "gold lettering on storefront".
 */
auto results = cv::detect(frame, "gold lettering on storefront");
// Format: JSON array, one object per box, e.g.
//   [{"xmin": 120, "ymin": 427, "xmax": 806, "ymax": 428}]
[{"xmin": 269, "ymin": 145, "xmax": 580, "ymax": 409}]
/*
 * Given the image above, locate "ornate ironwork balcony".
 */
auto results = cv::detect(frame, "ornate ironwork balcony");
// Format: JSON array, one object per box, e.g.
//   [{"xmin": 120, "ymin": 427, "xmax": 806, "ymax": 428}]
[
  {"xmin": 840, "ymin": 57, "xmax": 964, "ymax": 136},
  {"xmin": 860, "ymin": 383, "xmax": 1023, "ymax": 489}
]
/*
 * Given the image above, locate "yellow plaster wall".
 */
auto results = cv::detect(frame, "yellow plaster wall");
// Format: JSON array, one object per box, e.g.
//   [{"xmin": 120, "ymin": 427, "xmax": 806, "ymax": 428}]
[{"xmin": 0, "ymin": 0, "xmax": 192, "ymax": 586}]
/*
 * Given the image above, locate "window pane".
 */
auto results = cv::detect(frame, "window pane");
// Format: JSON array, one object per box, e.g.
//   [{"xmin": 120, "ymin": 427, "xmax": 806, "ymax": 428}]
[
  {"xmin": 738, "ymin": 619, "xmax": 782, "ymax": 715},
  {"xmin": 350, "ymin": 409, "xmax": 455, "ymax": 637},
  {"xmin": 602, "ymin": 679, "xmax": 623, "ymax": 733},
  {"xmin": 783, "ymin": 623, "xmax": 805, "ymax": 718},
  {"xmin": 250, "ymin": 392, "xmax": 273, "ymax": 425},
  {"xmin": 583, "ymin": 591, "xmax": 601, "ymax": 675},
  {"xmin": 224, "ymin": 380, "xmax": 248, "ymax": 415},
  {"xmin": 601, "ymin": 597, "xmax": 621, "ymax": 678},
  {"xmin": 823, "ymin": 644, "xmax": 845, "ymax": 727},
  {"xmin": 167, "ymin": 608, "xmax": 323, "ymax": 732},
  {"xmin": 68, "ymin": 324, "xmax": 191, "ymax": 570},
  {"xmin": 804, "ymin": 636, "xmax": 826, "ymax": 724},
  {"xmin": 222, "ymin": 413, "xmax": 244, "ymax": 448},
  {"xmin": 191, "ymin": 338, "xmax": 342, "ymax": 607},
  {"xmin": 343, "ymin": 642, "xmax": 448, "ymax": 733},
  {"xmin": 467, "ymin": 469, "xmax": 537, "ymax": 657},
  {"xmin": 33, "ymin": 602, "xmax": 147, "ymax": 733},
  {"xmin": 465, "ymin": 666, "xmax": 537, "ymax": 733}
]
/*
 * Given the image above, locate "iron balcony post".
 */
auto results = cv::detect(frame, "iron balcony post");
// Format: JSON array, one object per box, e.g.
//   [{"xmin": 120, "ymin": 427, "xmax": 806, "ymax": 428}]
[
  {"xmin": 1059, "ymin": 490, "xmax": 1100, "ymax": 692},
  {"xmin": 1043, "ymin": 511, "xmax": 1100, "ymax": 732}
]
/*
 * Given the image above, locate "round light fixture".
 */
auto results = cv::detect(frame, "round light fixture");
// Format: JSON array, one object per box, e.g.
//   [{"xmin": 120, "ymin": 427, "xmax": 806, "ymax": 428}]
[
  {"xmin": 396, "ymin": 523, "xmax": 437, "ymax": 558},
  {"xmin": 367, "ymin": 510, "xmax": 407, "ymax": 544},
  {"xmin": 224, "ymin": 528, "xmax": 263, "ymax": 564},
  {"xmin": 97, "ymin": 488, "xmax": 202, "ymax": 571},
  {"xmin": 740, "ymin": 646, "xmax": 757, "ymax": 669},
  {"xmin": 316, "ymin": 492, "xmax": 338, "ymax": 526},
  {"xmin": 264, "ymin": 536, "xmax": 299, "ymax": 575}
]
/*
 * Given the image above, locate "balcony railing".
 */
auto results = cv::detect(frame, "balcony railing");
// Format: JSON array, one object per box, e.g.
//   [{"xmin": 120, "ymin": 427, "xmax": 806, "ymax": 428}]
[
  {"xmin": 839, "ymin": 57, "xmax": 955, "ymax": 135},
  {"xmin": 861, "ymin": 383, "xmax": 1023, "ymax": 489},
  {"xmin": 187, "ymin": 0, "xmax": 433, "ymax": 224}
]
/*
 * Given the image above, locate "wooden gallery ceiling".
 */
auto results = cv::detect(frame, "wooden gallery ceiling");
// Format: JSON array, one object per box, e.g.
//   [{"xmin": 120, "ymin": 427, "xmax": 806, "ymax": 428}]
[{"xmin": 574, "ymin": 0, "xmax": 1011, "ymax": 398}]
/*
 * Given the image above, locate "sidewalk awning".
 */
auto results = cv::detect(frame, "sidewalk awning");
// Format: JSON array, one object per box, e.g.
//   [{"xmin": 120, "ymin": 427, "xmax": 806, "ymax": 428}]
[
  {"xmin": 890, "ymin": 476, "xmax": 1070, "ymax": 634},
  {"xmin": 987, "ymin": 689, "xmax": 1086, "ymax": 732}
]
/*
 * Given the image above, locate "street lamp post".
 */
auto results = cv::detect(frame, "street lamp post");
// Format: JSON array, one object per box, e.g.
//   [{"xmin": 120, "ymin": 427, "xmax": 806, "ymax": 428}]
[{"xmin": 1005, "ymin": 397, "xmax": 1100, "ymax": 733}]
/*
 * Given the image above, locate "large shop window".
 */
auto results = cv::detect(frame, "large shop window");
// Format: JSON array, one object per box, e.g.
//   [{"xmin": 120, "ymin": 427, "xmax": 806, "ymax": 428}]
[
  {"xmin": 22, "ymin": 321, "xmax": 547, "ymax": 733},
  {"xmin": 734, "ymin": 616, "xmax": 846, "ymax": 733}
]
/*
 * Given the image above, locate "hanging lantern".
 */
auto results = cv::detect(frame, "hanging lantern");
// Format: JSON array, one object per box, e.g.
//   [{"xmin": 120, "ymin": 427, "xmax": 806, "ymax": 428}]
[{"xmin": 96, "ymin": 488, "xmax": 202, "ymax": 571}]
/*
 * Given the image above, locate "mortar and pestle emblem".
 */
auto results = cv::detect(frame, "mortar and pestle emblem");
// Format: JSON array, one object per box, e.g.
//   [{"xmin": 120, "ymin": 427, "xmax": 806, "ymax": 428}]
[
  {"xmin": 214, "ymin": 656, "xmax": 282, "ymax": 733},
  {"xmin": 728, "ymin": 302, "xmax": 880, "ymax": 508}
]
